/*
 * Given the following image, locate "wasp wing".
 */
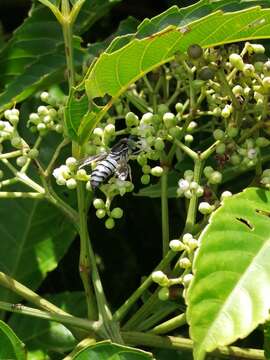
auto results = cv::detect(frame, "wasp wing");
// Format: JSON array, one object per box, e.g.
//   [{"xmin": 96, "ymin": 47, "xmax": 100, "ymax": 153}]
[{"xmin": 78, "ymin": 152, "xmax": 108, "ymax": 169}]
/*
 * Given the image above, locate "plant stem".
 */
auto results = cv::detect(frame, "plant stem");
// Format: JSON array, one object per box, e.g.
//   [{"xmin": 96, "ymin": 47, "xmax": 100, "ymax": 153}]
[
  {"xmin": 161, "ymin": 169, "xmax": 169, "ymax": 256},
  {"xmin": 0, "ymin": 192, "xmax": 44, "ymax": 199},
  {"xmin": 122, "ymin": 332, "xmax": 265, "ymax": 359},
  {"xmin": 150, "ymin": 313, "xmax": 186, "ymax": 335},
  {"xmin": 113, "ymin": 250, "xmax": 176, "ymax": 322},
  {"xmin": 0, "ymin": 301, "xmax": 98, "ymax": 332},
  {"xmin": 45, "ymin": 138, "xmax": 70, "ymax": 177},
  {"xmin": 0, "ymin": 150, "xmax": 22, "ymax": 160}
]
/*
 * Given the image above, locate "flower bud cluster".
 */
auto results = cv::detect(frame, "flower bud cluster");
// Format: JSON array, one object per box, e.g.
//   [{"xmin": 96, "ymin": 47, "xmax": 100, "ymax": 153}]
[
  {"xmin": 0, "ymin": 109, "xmax": 20, "ymax": 146},
  {"xmin": 93, "ymin": 197, "xmax": 124, "ymax": 229},
  {"xmin": 28, "ymin": 103, "xmax": 63, "ymax": 136},
  {"xmin": 177, "ymin": 170, "xmax": 204, "ymax": 198},
  {"xmin": 53, "ymin": 157, "xmax": 89, "ymax": 189},
  {"xmin": 261, "ymin": 169, "xmax": 270, "ymax": 188}
]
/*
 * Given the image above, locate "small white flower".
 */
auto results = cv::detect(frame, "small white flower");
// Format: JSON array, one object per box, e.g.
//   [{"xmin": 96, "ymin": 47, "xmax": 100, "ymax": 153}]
[{"xmin": 178, "ymin": 179, "xmax": 189, "ymax": 191}]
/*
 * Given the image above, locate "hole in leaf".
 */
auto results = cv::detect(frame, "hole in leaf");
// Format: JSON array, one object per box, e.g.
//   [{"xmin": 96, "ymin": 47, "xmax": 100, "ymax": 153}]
[
  {"xmin": 93, "ymin": 94, "xmax": 112, "ymax": 107},
  {"xmin": 256, "ymin": 209, "xmax": 270, "ymax": 218},
  {"xmin": 236, "ymin": 217, "xmax": 254, "ymax": 230}
]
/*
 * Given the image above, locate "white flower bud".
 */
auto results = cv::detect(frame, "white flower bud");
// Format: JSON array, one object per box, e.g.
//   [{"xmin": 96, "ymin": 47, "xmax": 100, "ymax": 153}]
[
  {"xmin": 169, "ymin": 239, "xmax": 185, "ymax": 252},
  {"xmin": 199, "ymin": 202, "xmax": 214, "ymax": 215}
]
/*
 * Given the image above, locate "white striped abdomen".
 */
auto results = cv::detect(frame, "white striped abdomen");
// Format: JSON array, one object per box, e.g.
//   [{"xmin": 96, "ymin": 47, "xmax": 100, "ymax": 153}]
[{"xmin": 90, "ymin": 157, "xmax": 118, "ymax": 189}]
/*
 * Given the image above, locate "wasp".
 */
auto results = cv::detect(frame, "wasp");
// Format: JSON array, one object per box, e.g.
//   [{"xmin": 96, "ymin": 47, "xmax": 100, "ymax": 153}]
[{"xmin": 78, "ymin": 138, "xmax": 137, "ymax": 190}]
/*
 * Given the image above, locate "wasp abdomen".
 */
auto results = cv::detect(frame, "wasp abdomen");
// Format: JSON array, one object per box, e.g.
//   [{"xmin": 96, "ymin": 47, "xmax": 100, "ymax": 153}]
[{"xmin": 91, "ymin": 157, "xmax": 118, "ymax": 189}]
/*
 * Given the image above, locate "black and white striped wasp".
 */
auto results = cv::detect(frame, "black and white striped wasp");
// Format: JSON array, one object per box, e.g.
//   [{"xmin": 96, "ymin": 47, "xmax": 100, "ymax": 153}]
[{"xmin": 78, "ymin": 138, "xmax": 137, "ymax": 190}]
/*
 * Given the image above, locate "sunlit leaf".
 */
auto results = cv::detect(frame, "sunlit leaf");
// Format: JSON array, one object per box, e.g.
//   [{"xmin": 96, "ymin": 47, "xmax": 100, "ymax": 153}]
[
  {"xmin": 0, "ymin": 320, "xmax": 26, "ymax": 360},
  {"xmin": 187, "ymin": 188, "xmax": 270, "ymax": 360}
]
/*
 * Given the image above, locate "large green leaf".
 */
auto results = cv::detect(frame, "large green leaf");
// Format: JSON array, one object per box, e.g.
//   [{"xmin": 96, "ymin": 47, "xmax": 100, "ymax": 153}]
[
  {"xmin": 186, "ymin": 188, "xmax": 270, "ymax": 360},
  {"xmin": 0, "ymin": 0, "xmax": 121, "ymax": 112},
  {"xmin": 73, "ymin": 341, "xmax": 153, "ymax": 359},
  {"xmin": 0, "ymin": 320, "xmax": 26, "ymax": 360},
  {"xmin": 0, "ymin": 199, "xmax": 76, "ymax": 302},
  {"xmin": 9, "ymin": 292, "xmax": 86, "ymax": 354}
]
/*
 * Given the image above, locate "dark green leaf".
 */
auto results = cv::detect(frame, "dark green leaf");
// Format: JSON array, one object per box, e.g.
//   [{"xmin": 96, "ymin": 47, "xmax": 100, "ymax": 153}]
[
  {"xmin": 73, "ymin": 341, "xmax": 154, "ymax": 359},
  {"xmin": 0, "ymin": 320, "xmax": 26, "ymax": 360},
  {"xmin": 187, "ymin": 188, "xmax": 270, "ymax": 360},
  {"xmin": 0, "ymin": 199, "xmax": 76, "ymax": 303},
  {"xmin": 9, "ymin": 292, "xmax": 86, "ymax": 354}
]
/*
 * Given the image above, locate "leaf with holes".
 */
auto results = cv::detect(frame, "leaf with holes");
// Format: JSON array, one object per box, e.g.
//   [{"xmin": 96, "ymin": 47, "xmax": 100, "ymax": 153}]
[
  {"xmin": 0, "ymin": 199, "xmax": 76, "ymax": 303},
  {"xmin": 0, "ymin": 320, "xmax": 26, "ymax": 360},
  {"xmin": 186, "ymin": 188, "xmax": 270, "ymax": 360}
]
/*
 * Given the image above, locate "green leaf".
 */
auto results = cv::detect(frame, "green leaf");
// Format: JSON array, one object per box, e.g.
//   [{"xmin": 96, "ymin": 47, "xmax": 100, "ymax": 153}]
[
  {"xmin": 73, "ymin": 341, "xmax": 154, "ymax": 359},
  {"xmin": 73, "ymin": 2, "xmax": 270, "ymax": 142},
  {"xmin": 0, "ymin": 320, "xmax": 26, "ymax": 360},
  {"xmin": 186, "ymin": 188, "xmax": 270, "ymax": 360},
  {"xmin": 9, "ymin": 292, "xmax": 86, "ymax": 354},
  {"xmin": 264, "ymin": 322, "xmax": 270, "ymax": 360},
  {"xmin": 0, "ymin": 199, "xmax": 76, "ymax": 303},
  {"xmin": 0, "ymin": 0, "xmax": 121, "ymax": 112}
]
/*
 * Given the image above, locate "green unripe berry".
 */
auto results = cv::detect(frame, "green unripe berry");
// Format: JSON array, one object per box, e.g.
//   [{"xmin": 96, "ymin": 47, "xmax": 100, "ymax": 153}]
[
  {"xmin": 216, "ymin": 143, "xmax": 226, "ymax": 155},
  {"xmin": 105, "ymin": 217, "xmax": 115, "ymax": 230},
  {"xmin": 175, "ymin": 102, "xmax": 183, "ymax": 113},
  {"xmin": 184, "ymin": 170, "xmax": 194, "ymax": 181},
  {"xmin": 93, "ymin": 198, "xmax": 105, "ymax": 209},
  {"xmin": 125, "ymin": 112, "xmax": 138, "ymax": 127},
  {"xmin": 198, "ymin": 66, "xmax": 215, "ymax": 80},
  {"xmin": 152, "ymin": 271, "xmax": 169, "ymax": 286},
  {"xmin": 66, "ymin": 178, "xmax": 77, "ymax": 189},
  {"xmin": 209, "ymin": 171, "xmax": 222, "ymax": 184},
  {"xmin": 203, "ymin": 166, "xmax": 214, "ymax": 178},
  {"xmin": 141, "ymin": 174, "xmax": 150, "ymax": 185},
  {"xmin": 137, "ymin": 154, "xmax": 147, "ymax": 166},
  {"xmin": 199, "ymin": 201, "xmax": 213, "ymax": 215},
  {"xmin": 163, "ymin": 112, "xmax": 176, "ymax": 129},
  {"xmin": 154, "ymin": 138, "xmax": 165, "ymax": 151},
  {"xmin": 158, "ymin": 287, "xmax": 170, "ymax": 301},
  {"xmin": 227, "ymin": 127, "xmax": 238, "ymax": 138},
  {"xmin": 179, "ymin": 257, "xmax": 191, "ymax": 269},
  {"xmin": 230, "ymin": 154, "xmax": 241, "ymax": 165},
  {"xmin": 229, "ymin": 53, "xmax": 244, "ymax": 71},
  {"xmin": 169, "ymin": 239, "xmax": 185, "ymax": 252},
  {"xmin": 96, "ymin": 209, "xmax": 106, "ymax": 219},
  {"xmin": 151, "ymin": 166, "xmax": 163, "ymax": 177},
  {"xmin": 11, "ymin": 137, "xmax": 22, "ymax": 148},
  {"xmin": 187, "ymin": 44, "xmax": 203, "ymax": 59},
  {"xmin": 111, "ymin": 207, "xmax": 123, "ymax": 219},
  {"xmin": 142, "ymin": 165, "xmax": 151, "ymax": 174},
  {"xmin": 28, "ymin": 149, "xmax": 39, "ymax": 159},
  {"xmin": 16, "ymin": 156, "xmax": 27, "ymax": 167},
  {"xmin": 168, "ymin": 126, "xmax": 181, "ymax": 138},
  {"xmin": 213, "ymin": 129, "xmax": 225, "ymax": 141}
]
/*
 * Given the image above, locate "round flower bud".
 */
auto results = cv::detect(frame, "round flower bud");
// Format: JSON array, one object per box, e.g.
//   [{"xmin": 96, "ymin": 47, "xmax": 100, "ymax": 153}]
[
  {"xmin": 196, "ymin": 186, "xmax": 204, "ymax": 197},
  {"xmin": 262, "ymin": 169, "xmax": 270, "ymax": 177},
  {"xmin": 175, "ymin": 102, "xmax": 183, "ymax": 113},
  {"xmin": 104, "ymin": 124, "xmax": 115, "ymax": 135},
  {"xmin": 230, "ymin": 154, "xmax": 241, "ymax": 165},
  {"xmin": 187, "ymin": 238, "xmax": 199, "ymax": 250},
  {"xmin": 168, "ymin": 126, "xmax": 181, "ymax": 138},
  {"xmin": 216, "ymin": 143, "xmax": 226, "ymax": 155},
  {"xmin": 209, "ymin": 171, "xmax": 222, "ymax": 184},
  {"xmin": 76, "ymin": 169, "xmax": 89, "ymax": 181},
  {"xmin": 169, "ymin": 239, "xmax": 185, "ymax": 252},
  {"xmin": 55, "ymin": 124, "xmax": 63, "ymax": 133},
  {"xmin": 66, "ymin": 178, "xmax": 77, "ymax": 189},
  {"xmin": 96, "ymin": 209, "xmax": 106, "ymax": 219},
  {"xmin": 86, "ymin": 181, "xmax": 91, "ymax": 191},
  {"xmin": 151, "ymin": 166, "xmax": 163, "ymax": 177},
  {"xmin": 66, "ymin": 157, "xmax": 77, "ymax": 169},
  {"xmin": 199, "ymin": 201, "xmax": 214, "ymax": 215},
  {"xmin": 125, "ymin": 112, "xmax": 139, "ymax": 127},
  {"xmin": 56, "ymin": 177, "xmax": 66, "ymax": 186},
  {"xmin": 190, "ymin": 181, "xmax": 198, "ymax": 190},
  {"xmin": 187, "ymin": 121, "xmax": 197, "ymax": 132},
  {"xmin": 37, "ymin": 105, "xmax": 48, "ymax": 116},
  {"xmin": 221, "ymin": 191, "xmax": 232, "ymax": 200},
  {"xmin": 141, "ymin": 174, "xmax": 150, "ymax": 185},
  {"xmin": 142, "ymin": 165, "xmax": 151, "ymax": 174},
  {"xmin": 212, "ymin": 107, "xmax": 221, "ymax": 117},
  {"xmin": 198, "ymin": 66, "xmax": 215, "ymax": 80},
  {"xmin": 185, "ymin": 134, "xmax": 194, "ymax": 143},
  {"xmin": 178, "ymin": 179, "xmax": 189, "ymax": 191},
  {"xmin": 37, "ymin": 123, "xmax": 46, "ymax": 131},
  {"xmin": 93, "ymin": 127, "xmax": 103, "ymax": 137},
  {"xmin": 203, "ymin": 166, "xmax": 214, "ymax": 178},
  {"xmin": 263, "ymin": 76, "xmax": 270, "ymax": 89},
  {"xmin": 40, "ymin": 91, "xmax": 49, "ymax": 102},
  {"xmin": 221, "ymin": 104, "xmax": 232, "ymax": 118},
  {"xmin": 187, "ymin": 44, "xmax": 203, "ymax": 59},
  {"xmin": 184, "ymin": 189, "xmax": 192, "ymax": 199},
  {"xmin": 43, "ymin": 115, "xmax": 51, "ymax": 124},
  {"xmin": 232, "ymin": 85, "xmax": 243, "ymax": 97},
  {"xmin": 29, "ymin": 113, "xmax": 40, "ymax": 124},
  {"xmin": 229, "ymin": 53, "xmax": 244, "ymax": 70},
  {"xmin": 247, "ymin": 148, "xmax": 257, "ymax": 159},
  {"xmin": 243, "ymin": 64, "xmax": 255, "ymax": 77},
  {"xmin": 141, "ymin": 112, "xmax": 154, "ymax": 125},
  {"xmin": 183, "ymin": 233, "xmax": 193, "ymax": 244},
  {"xmin": 256, "ymin": 137, "xmax": 270, "ymax": 147},
  {"xmin": 28, "ymin": 149, "xmax": 39, "ymax": 159},
  {"xmin": 227, "ymin": 127, "xmax": 238, "ymax": 138},
  {"xmin": 9, "ymin": 115, "xmax": 19, "ymax": 125},
  {"xmin": 158, "ymin": 287, "xmax": 170, "ymax": 301},
  {"xmin": 213, "ymin": 129, "xmax": 225, "ymax": 141},
  {"xmin": 152, "ymin": 271, "xmax": 169, "ymax": 286},
  {"xmin": 105, "ymin": 217, "xmax": 115, "ymax": 230},
  {"xmin": 4, "ymin": 110, "xmax": 11, "ymax": 120},
  {"xmin": 111, "ymin": 207, "xmax": 123, "ymax": 219},
  {"xmin": 183, "ymin": 274, "xmax": 194, "ymax": 287},
  {"xmin": 154, "ymin": 138, "xmax": 165, "ymax": 151},
  {"xmin": 137, "ymin": 154, "xmax": 147, "ymax": 166},
  {"xmin": 247, "ymin": 43, "xmax": 265, "ymax": 54},
  {"xmin": 179, "ymin": 257, "xmax": 191, "ymax": 269},
  {"xmin": 163, "ymin": 112, "xmax": 176, "ymax": 129},
  {"xmin": 93, "ymin": 198, "xmax": 105, "ymax": 209},
  {"xmin": 184, "ymin": 170, "xmax": 194, "ymax": 181},
  {"xmin": 16, "ymin": 156, "xmax": 27, "ymax": 167},
  {"xmin": 11, "ymin": 137, "xmax": 22, "ymax": 148}
]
